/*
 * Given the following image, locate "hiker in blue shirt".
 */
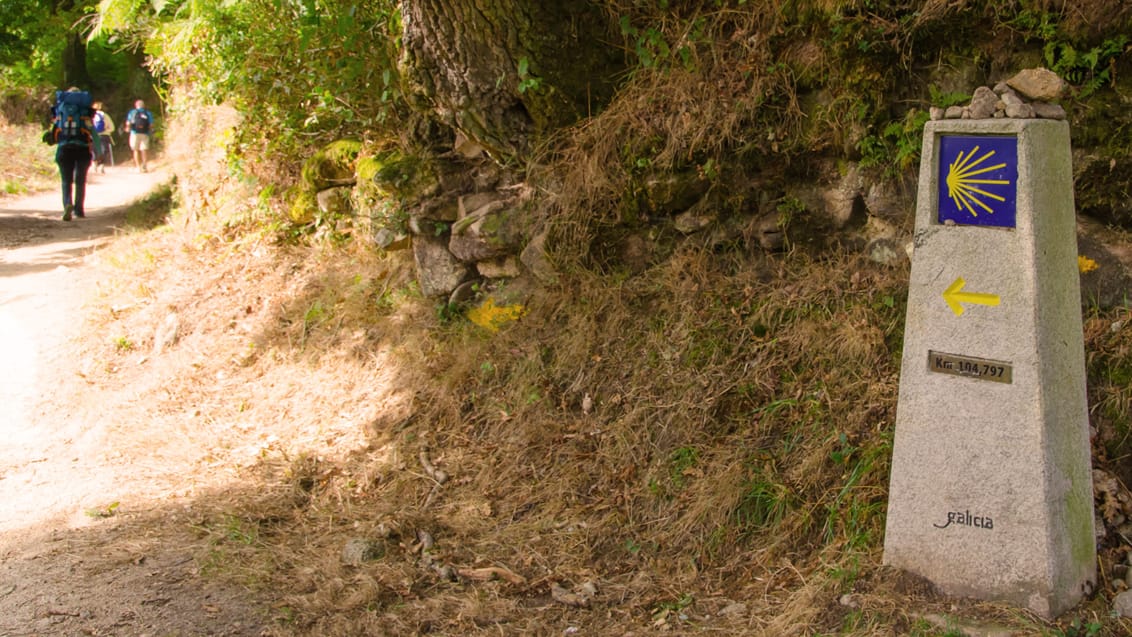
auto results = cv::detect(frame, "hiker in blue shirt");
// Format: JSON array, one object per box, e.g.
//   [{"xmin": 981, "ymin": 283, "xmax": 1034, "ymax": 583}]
[
  {"xmin": 123, "ymin": 99, "xmax": 154, "ymax": 173},
  {"xmin": 50, "ymin": 87, "xmax": 101, "ymax": 221}
]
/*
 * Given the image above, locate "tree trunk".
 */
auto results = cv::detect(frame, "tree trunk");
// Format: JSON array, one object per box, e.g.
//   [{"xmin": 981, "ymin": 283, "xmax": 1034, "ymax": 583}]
[
  {"xmin": 400, "ymin": 0, "xmax": 625, "ymax": 162},
  {"xmin": 61, "ymin": 31, "xmax": 90, "ymax": 88},
  {"xmin": 55, "ymin": 0, "xmax": 91, "ymax": 89}
]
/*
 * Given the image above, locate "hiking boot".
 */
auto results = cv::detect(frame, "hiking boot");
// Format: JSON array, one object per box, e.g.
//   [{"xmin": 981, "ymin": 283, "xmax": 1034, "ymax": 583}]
[
  {"xmin": 75, "ymin": 210, "xmax": 85, "ymax": 218},
  {"xmin": 63, "ymin": 205, "xmax": 73, "ymax": 221}
]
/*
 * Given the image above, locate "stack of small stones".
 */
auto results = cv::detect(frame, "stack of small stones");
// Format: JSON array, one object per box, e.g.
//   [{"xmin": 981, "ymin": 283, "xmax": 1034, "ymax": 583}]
[{"xmin": 929, "ymin": 67, "xmax": 1068, "ymax": 121}]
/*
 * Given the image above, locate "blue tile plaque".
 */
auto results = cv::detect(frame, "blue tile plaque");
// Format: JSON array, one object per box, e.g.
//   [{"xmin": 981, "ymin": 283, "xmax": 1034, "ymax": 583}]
[{"xmin": 938, "ymin": 135, "xmax": 1017, "ymax": 228}]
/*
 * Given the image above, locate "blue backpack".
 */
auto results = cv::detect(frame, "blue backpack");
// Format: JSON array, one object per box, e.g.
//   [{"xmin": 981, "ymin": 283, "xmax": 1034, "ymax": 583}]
[{"xmin": 52, "ymin": 90, "xmax": 94, "ymax": 147}]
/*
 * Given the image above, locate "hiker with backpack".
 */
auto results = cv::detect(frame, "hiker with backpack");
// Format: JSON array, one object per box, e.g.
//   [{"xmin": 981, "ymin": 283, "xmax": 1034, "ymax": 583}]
[
  {"xmin": 92, "ymin": 101, "xmax": 115, "ymax": 173},
  {"xmin": 124, "ymin": 99, "xmax": 154, "ymax": 172},
  {"xmin": 47, "ymin": 87, "xmax": 101, "ymax": 222}
]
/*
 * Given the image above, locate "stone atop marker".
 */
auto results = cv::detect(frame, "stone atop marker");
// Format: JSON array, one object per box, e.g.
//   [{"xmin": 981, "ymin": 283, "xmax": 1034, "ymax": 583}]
[
  {"xmin": 967, "ymin": 86, "xmax": 998, "ymax": 119},
  {"xmin": 930, "ymin": 68, "xmax": 1068, "ymax": 122},
  {"xmin": 1005, "ymin": 67, "xmax": 1069, "ymax": 101}
]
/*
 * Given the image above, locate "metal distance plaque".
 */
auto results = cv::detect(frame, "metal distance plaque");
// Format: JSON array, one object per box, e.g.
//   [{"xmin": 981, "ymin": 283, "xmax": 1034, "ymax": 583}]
[{"xmin": 927, "ymin": 350, "xmax": 1013, "ymax": 384}]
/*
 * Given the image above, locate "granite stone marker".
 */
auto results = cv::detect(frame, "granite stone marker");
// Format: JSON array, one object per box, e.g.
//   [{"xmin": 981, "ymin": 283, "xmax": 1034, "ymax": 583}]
[{"xmin": 883, "ymin": 118, "xmax": 1095, "ymax": 618}]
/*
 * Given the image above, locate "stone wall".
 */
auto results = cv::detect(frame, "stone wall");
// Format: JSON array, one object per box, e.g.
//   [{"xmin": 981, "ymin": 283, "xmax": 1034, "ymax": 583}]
[{"xmin": 301, "ymin": 67, "xmax": 1130, "ymax": 312}]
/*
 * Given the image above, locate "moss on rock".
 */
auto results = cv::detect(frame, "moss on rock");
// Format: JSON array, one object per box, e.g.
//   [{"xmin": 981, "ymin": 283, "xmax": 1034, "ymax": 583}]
[
  {"xmin": 288, "ymin": 188, "xmax": 318, "ymax": 224},
  {"xmin": 301, "ymin": 139, "xmax": 363, "ymax": 191}
]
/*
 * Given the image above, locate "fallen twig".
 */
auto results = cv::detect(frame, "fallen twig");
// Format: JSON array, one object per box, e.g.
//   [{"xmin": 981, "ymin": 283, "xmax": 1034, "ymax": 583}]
[
  {"xmin": 456, "ymin": 566, "xmax": 527, "ymax": 585},
  {"xmin": 419, "ymin": 448, "xmax": 448, "ymax": 484}
]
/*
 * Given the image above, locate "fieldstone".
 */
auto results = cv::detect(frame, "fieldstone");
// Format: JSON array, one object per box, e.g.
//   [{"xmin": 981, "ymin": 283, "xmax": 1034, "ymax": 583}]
[
  {"xmin": 821, "ymin": 163, "xmax": 864, "ymax": 228},
  {"xmin": 1114, "ymin": 590, "xmax": 1132, "ymax": 618},
  {"xmin": 409, "ymin": 213, "xmax": 453, "ymax": 237},
  {"xmin": 449, "ymin": 204, "xmax": 521, "ymax": 263},
  {"xmin": 453, "ymin": 131, "xmax": 484, "ymax": 158},
  {"xmin": 448, "ymin": 280, "xmax": 479, "ymax": 306},
  {"xmin": 674, "ymin": 208, "xmax": 717, "ymax": 234},
  {"xmin": 867, "ymin": 237, "xmax": 904, "ymax": 265},
  {"xmin": 316, "ymin": 186, "xmax": 353, "ymax": 216},
  {"xmin": 944, "ymin": 106, "xmax": 964, "ymax": 119},
  {"xmin": 643, "ymin": 170, "xmax": 710, "ymax": 215},
  {"xmin": 413, "ymin": 234, "xmax": 470, "ymax": 297},
  {"xmin": 301, "ymin": 139, "xmax": 361, "ymax": 190},
  {"xmin": 1006, "ymin": 68, "xmax": 1068, "ymax": 102},
  {"xmin": 930, "ymin": 106, "xmax": 944, "ymax": 121},
  {"xmin": 754, "ymin": 213, "xmax": 784, "ymax": 251},
  {"xmin": 691, "ymin": 220, "xmax": 736, "ymax": 251},
  {"xmin": 968, "ymin": 86, "xmax": 998, "ymax": 119},
  {"xmin": 476, "ymin": 256, "xmax": 522, "ymax": 279},
  {"xmin": 617, "ymin": 233, "xmax": 655, "ymax": 273},
  {"xmin": 357, "ymin": 150, "xmax": 442, "ymax": 206},
  {"xmin": 458, "ymin": 192, "xmax": 502, "ymax": 219},
  {"xmin": 717, "ymin": 602, "xmax": 747, "ymax": 617},
  {"xmin": 999, "ymin": 89, "xmax": 1024, "ymax": 109},
  {"xmin": 865, "ymin": 178, "xmax": 913, "ymax": 221},
  {"xmin": 373, "ymin": 228, "xmax": 411, "ymax": 251},
  {"xmin": 1031, "ymin": 102, "xmax": 1066, "ymax": 120},
  {"xmin": 341, "ymin": 538, "xmax": 385, "ymax": 566},
  {"xmin": 415, "ymin": 196, "xmax": 460, "ymax": 222},
  {"xmin": 520, "ymin": 229, "xmax": 557, "ymax": 284},
  {"xmin": 1005, "ymin": 102, "xmax": 1035, "ymax": 119},
  {"xmin": 449, "ymin": 232, "xmax": 508, "ymax": 263}
]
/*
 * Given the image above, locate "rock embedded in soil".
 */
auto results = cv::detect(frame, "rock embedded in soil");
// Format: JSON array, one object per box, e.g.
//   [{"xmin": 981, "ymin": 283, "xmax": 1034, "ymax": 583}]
[
  {"xmin": 341, "ymin": 537, "xmax": 385, "ymax": 566},
  {"xmin": 1114, "ymin": 589, "xmax": 1132, "ymax": 618}
]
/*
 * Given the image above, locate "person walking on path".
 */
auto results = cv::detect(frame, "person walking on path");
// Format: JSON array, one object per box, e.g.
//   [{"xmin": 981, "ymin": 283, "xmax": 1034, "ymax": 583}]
[
  {"xmin": 92, "ymin": 101, "xmax": 115, "ymax": 173},
  {"xmin": 123, "ymin": 99, "xmax": 154, "ymax": 173},
  {"xmin": 51, "ymin": 88, "xmax": 101, "ymax": 222}
]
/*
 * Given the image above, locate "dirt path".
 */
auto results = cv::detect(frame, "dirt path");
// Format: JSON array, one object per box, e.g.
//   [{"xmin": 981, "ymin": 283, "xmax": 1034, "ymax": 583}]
[{"xmin": 0, "ymin": 165, "xmax": 270, "ymax": 637}]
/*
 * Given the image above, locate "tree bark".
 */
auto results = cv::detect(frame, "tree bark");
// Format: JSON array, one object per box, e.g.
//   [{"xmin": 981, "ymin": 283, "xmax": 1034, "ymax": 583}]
[{"xmin": 399, "ymin": 0, "xmax": 624, "ymax": 162}]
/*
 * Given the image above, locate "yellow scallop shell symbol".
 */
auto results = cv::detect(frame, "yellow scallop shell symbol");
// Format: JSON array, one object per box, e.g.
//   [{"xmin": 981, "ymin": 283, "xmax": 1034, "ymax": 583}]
[{"xmin": 945, "ymin": 146, "xmax": 1010, "ymax": 217}]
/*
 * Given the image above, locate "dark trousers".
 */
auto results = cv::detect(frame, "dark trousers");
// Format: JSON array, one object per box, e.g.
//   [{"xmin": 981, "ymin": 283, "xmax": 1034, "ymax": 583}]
[
  {"xmin": 96, "ymin": 134, "xmax": 113, "ymax": 165},
  {"xmin": 56, "ymin": 145, "xmax": 92, "ymax": 214}
]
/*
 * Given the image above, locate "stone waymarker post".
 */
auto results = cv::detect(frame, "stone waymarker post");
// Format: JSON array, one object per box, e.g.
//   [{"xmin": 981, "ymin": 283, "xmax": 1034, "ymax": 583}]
[{"xmin": 884, "ymin": 118, "xmax": 1095, "ymax": 618}]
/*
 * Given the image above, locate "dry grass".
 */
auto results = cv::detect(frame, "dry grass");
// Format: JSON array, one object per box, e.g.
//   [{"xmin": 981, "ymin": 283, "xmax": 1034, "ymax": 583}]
[
  {"xmin": 0, "ymin": 121, "xmax": 58, "ymax": 196},
  {"xmin": 75, "ymin": 190, "xmax": 1132, "ymax": 634},
  {"xmin": 66, "ymin": 202, "xmax": 1121, "ymax": 629}
]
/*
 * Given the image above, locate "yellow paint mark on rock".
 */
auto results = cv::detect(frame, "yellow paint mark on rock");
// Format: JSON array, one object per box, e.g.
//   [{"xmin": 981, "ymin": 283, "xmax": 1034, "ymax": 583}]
[{"xmin": 467, "ymin": 298, "xmax": 526, "ymax": 333}]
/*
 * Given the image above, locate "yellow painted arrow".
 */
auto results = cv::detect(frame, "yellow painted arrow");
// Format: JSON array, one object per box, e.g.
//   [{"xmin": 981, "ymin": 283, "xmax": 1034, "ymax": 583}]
[{"xmin": 942, "ymin": 277, "xmax": 1000, "ymax": 316}]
